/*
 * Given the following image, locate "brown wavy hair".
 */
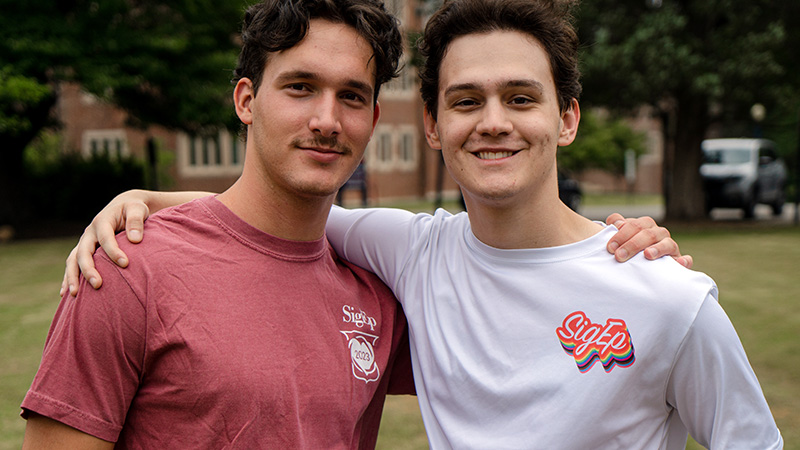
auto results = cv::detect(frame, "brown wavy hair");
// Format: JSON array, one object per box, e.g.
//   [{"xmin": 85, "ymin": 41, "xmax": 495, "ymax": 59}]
[
  {"xmin": 419, "ymin": 0, "xmax": 581, "ymax": 119},
  {"xmin": 233, "ymin": 0, "xmax": 403, "ymax": 103}
]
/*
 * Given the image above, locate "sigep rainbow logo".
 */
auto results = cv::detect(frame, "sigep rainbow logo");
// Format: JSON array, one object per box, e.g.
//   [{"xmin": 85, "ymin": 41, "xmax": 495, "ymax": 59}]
[{"xmin": 556, "ymin": 311, "xmax": 635, "ymax": 373}]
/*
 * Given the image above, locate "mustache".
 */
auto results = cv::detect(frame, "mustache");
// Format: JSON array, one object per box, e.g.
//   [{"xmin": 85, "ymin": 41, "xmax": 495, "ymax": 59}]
[{"xmin": 292, "ymin": 136, "xmax": 351, "ymax": 155}]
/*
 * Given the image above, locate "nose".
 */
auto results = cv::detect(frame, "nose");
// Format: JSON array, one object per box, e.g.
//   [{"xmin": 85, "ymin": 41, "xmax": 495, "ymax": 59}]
[
  {"xmin": 475, "ymin": 99, "xmax": 512, "ymax": 136},
  {"xmin": 309, "ymin": 93, "xmax": 342, "ymax": 138}
]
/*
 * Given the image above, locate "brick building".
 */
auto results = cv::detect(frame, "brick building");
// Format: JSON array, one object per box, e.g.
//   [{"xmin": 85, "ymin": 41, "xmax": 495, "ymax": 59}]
[
  {"xmin": 54, "ymin": 0, "xmax": 667, "ymax": 207},
  {"xmin": 54, "ymin": 0, "xmax": 462, "ymax": 206}
]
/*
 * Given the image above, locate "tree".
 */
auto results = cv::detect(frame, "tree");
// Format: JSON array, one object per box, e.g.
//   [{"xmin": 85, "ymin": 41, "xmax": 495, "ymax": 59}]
[
  {"xmin": 0, "ymin": 0, "xmax": 244, "ymax": 227},
  {"xmin": 577, "ymin": 0, "xmax": 799, "ymax": 220},
  {"xmin": 559, "ymin": 109, "xmax": 647, "ymax": 176}
]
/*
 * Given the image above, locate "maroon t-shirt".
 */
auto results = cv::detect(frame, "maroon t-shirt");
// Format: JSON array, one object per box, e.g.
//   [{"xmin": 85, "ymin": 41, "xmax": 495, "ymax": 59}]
[{"xmin": 22, "ymin": 196, "xmax": 412, "ymax": 448}]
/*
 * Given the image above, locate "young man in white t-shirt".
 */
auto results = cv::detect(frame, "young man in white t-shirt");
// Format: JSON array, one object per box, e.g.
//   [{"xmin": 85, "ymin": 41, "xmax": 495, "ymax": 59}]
[{"xmin": 324, "ymin": 0, "xmax": 782, "ymax": 447}]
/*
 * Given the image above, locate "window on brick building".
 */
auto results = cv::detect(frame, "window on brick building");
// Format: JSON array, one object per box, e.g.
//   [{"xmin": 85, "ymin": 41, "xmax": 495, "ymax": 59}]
[
  {"xmin": 178, "ymin": 129, "xmax": 244, "ymax": 177},
  {"xmin": 82, "ymin": 129, "xmax": 129, "ymax": 159},
  {"xmin": 383, "ymin": 59, "xmax": 416, "ymax": 99},
  {"xmin": 367, "ymin": 125, "xmax": 418, "ymax": 172},
  {"xmin": 396, "ymin": 126, "xmax": 418, "ymax": 171}
]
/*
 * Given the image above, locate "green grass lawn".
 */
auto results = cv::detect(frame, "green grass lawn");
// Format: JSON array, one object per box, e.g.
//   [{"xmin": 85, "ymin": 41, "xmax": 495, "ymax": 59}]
[
  {"xmin": 582, "ymin": 192, "xmax": 664, "ymax": 206},
  {"xmin": 2, "ymin": 225, "xmax": 798, "ymax": 449}
]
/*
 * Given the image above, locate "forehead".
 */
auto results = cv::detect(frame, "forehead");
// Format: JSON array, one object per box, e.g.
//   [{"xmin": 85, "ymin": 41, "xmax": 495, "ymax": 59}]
[
  {"xmin": 268, "ymin": 19, "xmax": 377, "ymax": 93},
  {"xmin": 438, "ymin": 30, "xmax": 555, "ymax": 95}
]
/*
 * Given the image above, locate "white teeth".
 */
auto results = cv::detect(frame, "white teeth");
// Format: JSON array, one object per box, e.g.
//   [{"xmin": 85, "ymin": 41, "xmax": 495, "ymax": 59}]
[{"xmin": 477, "ymin": 151, "xmax": 513, "ymax": 160}]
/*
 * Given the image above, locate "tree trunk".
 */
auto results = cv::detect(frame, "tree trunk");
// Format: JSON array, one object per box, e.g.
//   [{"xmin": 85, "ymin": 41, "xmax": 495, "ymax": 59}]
[
  {"xmin": 663, "ymin": 96, "xmax": 709, "ymax": 221},
  {"xmin": 0, "ymin": 93, "xmax": 56, "ymax": 229}
]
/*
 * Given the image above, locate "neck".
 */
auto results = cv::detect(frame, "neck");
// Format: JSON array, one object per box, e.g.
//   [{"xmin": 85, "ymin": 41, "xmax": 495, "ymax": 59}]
[
  {"xmin": 464, "ymin": 187, "xmax": 602, "ymax": 250},
  {"xmin": 217, "ymin": 175, "xmax": 333, "ymax": 242}
]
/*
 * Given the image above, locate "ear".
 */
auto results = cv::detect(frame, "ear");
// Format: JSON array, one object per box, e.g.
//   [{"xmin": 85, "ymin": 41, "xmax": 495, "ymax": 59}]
[
  {"xmin": 557, "ymin": 98, "xmax": 580, "ymax": 146},
  {"xmin": 371, "ymin": 101, "xmax": 381, "ymax": 135},
  {"xmin": 423, "ymin": 106, "xmax": 442, "ymax": 150},
  {"xmin": 234, "ymin": 78, "xmax": 255, "ymax": 125}
]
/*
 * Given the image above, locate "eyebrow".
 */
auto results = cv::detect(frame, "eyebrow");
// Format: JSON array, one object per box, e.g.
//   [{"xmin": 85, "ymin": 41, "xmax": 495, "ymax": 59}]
[
  {"xmin": 443, "ymin": 79, "xmax": 545, "ymax": 97},
  {"xmin": 276, "ymin": 70, "xmax": 374, "ymax": 99}
]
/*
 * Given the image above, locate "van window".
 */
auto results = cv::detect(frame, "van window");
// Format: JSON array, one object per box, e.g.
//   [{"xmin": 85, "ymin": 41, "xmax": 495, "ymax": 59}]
[
  {"xmin": 703, "ymin": 148, "xmax": 751, "ymax": 164},
  {"xmin": 759, "ymin": 147, "xmax": 776, "ymax": 162}
]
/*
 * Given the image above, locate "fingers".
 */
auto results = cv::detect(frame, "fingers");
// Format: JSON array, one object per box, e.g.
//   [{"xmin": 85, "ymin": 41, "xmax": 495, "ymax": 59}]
[
  {"xmin": 607, "ymin": 216, "xmax": 692, "ymax": 268},
  {"xmin": 678, "ymin": 255, "xmax": 693, "ymax": 269},
  {"xmin": 607, "ymin": 214, "xmax": 664, "ymax": 262},
  {"xmin": 124, "ymin": 202, "xmax": 149, "ymax": 243},
  {"xmin": 59, "ymin": 190, "xmax": 152, "ymax": 297},
  {"xmin": 75, "ymin": 226, "xmax": 105, "ymax": 292},
  {"xmin": 641, "ymin": 238, "xmax": 678, "ymax": 261},
  {"xmin": 646, "ymin": 246, "xmax": 692, "ymax": 268},
  {"xmin": 89, "ymin": 198, "xmax": 146, "ymax": 268},
  {"xmin": 61, "ymin": 247, "xmax": 79, "ymax": 297},
  {"xmin": 605, "ymin": 213, "xmax": 625, "ymax": 226}
]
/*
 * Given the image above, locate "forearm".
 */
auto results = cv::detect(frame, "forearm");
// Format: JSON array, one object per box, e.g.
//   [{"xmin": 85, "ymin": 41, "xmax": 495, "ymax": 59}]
[
  {"xmin": 138, "ymin": 190, "xmax": 214, "ymax": 214},
  {"xmin": 23, "ymin": 413, "xmax": 115, "ymax": 450}
]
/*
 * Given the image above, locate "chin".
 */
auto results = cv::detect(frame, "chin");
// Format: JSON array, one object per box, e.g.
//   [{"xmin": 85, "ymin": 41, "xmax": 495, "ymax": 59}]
[
  {"xmin": 465, "ymin": 191, "xmax": 518, "ymax": 208},
  {"xmin": 466, "ymin": 182, "xmax": 519, "ymax": 200},
  {"xmin": 293, "ymin": 180, "xmax": 347, "ymax": 199}
]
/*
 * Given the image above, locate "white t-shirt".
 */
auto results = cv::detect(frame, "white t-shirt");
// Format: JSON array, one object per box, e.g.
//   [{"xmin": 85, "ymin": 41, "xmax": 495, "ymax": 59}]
[{"xmin": 327, "ymin": 206, "xmax": 782, "ymax": 449}]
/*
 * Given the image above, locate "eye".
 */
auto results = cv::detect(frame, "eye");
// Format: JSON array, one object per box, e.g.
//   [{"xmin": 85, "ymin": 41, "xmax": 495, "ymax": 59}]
[
  {"xmin": 341, "ymin": 91, "xmax": 367, "ymax": 105},
  {"xmin": 453, "ymin": 98, "xmax": 479, "ymax": 109},
  {"xmin": 286, "ymin": 83, "xmax": 310, "ymax": 93},
  {"xmin": 509, "ymin": 96, "xmax": 534, "ymax": 106}
]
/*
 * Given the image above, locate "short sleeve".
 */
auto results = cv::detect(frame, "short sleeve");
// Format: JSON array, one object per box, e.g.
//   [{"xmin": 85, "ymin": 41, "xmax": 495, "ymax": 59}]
[{"xmin": 21, "ymin": 253, "xmax": 146, "ymax": 442}]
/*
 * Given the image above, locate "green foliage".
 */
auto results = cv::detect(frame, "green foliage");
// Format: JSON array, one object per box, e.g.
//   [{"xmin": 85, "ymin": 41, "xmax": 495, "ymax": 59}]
[
  {"xmin": 559, "ymin": 110, "xmax": 647, "ymax": 175},
  {"xmin": 63, "ymin": 0, "xmax": 245, "ymax": 133},
  {"xmin": 576, "ymin": 0, "xmax": 800, "ymax": 220},
  {"xmin": 578, "ymin": 0, "xmax": 792, "ymax": 114},
  {"xmin": 22, "ymin": 130, "xmax": 63, "ymax": 168},
  {"xmin": 141, "ymin": 138, "xmax": 177, "ymax": 191},
  {"xmin": 23, "ymin": 149, "xmax": 145, "ymax": 224},
  {"xmin": 0, "ymin": 68, "xmax": 52, "ymax": 136},
  {"xmin": 0, "ymin": 0, "xmax": 246, "ymax": 225}
]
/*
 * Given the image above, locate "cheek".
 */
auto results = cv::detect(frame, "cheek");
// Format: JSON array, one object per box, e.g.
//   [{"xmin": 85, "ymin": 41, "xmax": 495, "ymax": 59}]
[
  {"xmin": 344, "ymin": 113, "xmax": 376, "ymax": 143},
  {"xmin": 255, "ymin": 99, "xmax": 302, "ymax": 133},
  {"xmin": 525, "ymin": 121, "xmax": 558, "ymax": 146},
  {"xmin": 437, "ymin": 119, "xmax": 470, "ymax": 149}
]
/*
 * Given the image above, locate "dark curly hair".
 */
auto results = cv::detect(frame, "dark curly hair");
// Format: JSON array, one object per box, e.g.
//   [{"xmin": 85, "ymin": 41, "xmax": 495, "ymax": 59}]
[
  {"xmin": 233, "ymin": 0, "xmax": 403, "ymax": 102},
  {"xmin": 419, "ymin": 0, "xmax": 582, "ymax": 119}
]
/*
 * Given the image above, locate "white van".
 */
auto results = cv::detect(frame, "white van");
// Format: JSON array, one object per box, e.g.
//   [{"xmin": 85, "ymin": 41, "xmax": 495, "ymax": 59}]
[{"xmin": 700, "ymin": 138, "xmax": 787, "ymax": 218}]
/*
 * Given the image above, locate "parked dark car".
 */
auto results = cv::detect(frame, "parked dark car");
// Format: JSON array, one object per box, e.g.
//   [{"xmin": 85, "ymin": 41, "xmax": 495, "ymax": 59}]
[
  {"xmin": 558, "ymin": 170, "xmax": 582, "ymax": 212},
  {"xmin": 700, "ymin": 138, "xmax": 787, "ymax": 218}
]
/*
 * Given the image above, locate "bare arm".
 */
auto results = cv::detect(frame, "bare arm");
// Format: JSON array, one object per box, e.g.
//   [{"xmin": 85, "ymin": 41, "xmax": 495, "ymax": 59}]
[
  {"xmin": 61, "ymin": 189, "xmax": 213, "ymax": 296},
  {"xmin": 23, "ymin": 413, "xmax": 114, "ymax": 450},
  {"xmin": 63, "ymin": 193, "xmax": 693, "ymax": 297}
]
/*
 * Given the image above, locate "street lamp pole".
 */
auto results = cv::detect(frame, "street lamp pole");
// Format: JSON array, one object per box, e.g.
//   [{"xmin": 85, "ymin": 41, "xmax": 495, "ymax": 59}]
[
  {"xmin": 750, "ymin": 103, "xmax": 766, "ymax": 138},
  {"xmin": 794, "ymin": 107, "xmax": 799, "ymax": 225}
]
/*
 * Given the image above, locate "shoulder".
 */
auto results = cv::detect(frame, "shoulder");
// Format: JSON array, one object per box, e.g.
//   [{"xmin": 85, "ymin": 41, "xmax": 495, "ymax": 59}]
[
  {"xmin": 113, "ymin": 199, "xmax": 217, "ymax": 254},
  {"xmin": 411, "ymin": 208, "xmax": 469, "ymax": 239},
  {"xmin": 329, "ymin": 205, "xmax": 468, "ymax": 248},
  {"xmin": 608, "ymin": 255, "xmax": 719, "ymax": 328},
  {"xmin": 631, "ymin": 255, "xmax": 717, "ymax": 298}
]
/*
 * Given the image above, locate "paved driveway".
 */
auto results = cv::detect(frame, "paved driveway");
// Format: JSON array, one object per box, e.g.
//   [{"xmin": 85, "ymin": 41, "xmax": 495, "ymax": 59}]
[{"xmin": 579, "ymin": 202, "xmax": 799, "ymax": 224}]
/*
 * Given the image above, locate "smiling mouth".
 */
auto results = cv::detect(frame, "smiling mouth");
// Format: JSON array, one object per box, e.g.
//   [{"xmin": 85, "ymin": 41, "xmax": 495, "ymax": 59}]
[{"xmin": 475, "ymin": 151, "xmax": 517, "ymax": 160}]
